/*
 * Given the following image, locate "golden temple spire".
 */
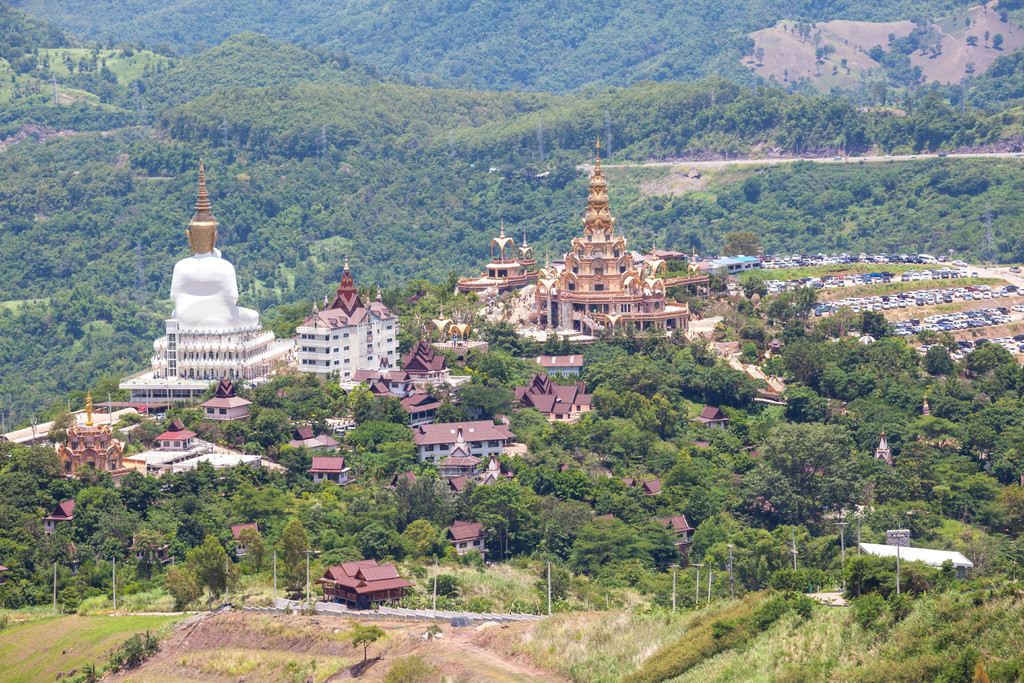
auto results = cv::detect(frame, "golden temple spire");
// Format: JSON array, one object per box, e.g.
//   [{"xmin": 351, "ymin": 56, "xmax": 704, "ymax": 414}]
[
  {"xmin": 85, "ymin": 392, "xmax": 93, "ymax": 427},
  {"xmin": 499, "ymin": 220, "xmax": 505, "ymax": 238},
  {"xmin": 187, "ymin": 159, "xmax": 219, "ymax": 254},
  {"xmin": 195, "ymin": 158, "xmax": 212, "ymax": 214}
]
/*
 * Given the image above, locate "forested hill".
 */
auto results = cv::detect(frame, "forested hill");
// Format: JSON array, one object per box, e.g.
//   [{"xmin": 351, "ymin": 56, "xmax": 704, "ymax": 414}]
[
  {"xmin": 143, "ymin": 34, "xmax": 386, "ymax": 107},
  {"xmin": 9, "ymin": 0, "xmax": 973, "ymax": 92}
]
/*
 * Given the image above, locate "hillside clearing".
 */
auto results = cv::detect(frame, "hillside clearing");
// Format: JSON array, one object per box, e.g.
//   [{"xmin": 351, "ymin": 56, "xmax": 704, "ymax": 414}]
[{"xmin": 0, "ymin": 614, "xmax": 181, "ymax": 683}]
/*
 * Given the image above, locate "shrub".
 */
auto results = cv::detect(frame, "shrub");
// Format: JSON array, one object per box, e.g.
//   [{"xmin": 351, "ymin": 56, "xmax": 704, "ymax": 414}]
[
  {"xmin": 711, "ymin": 618, "xmax": 737, "ymax": 639},
  {"xmin": 852, "ymin": 593, "xmax": 886, "ymax": 629},
  {"xmin": 384, "ymin": 655, "xmax": 439, "ymax": 682}
]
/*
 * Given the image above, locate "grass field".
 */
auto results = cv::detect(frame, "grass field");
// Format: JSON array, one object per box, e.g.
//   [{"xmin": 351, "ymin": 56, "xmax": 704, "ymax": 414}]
[{"xmin": 0, "ymin": 614, "xmax": 182, "ymax": 683}]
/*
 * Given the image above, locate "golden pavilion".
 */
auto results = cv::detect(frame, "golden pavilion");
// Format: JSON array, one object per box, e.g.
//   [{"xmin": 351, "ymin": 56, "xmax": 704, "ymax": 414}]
[
  {"xmin": 534, "ymin": 143, "xmax": 691, "ymax": 335},
  {"xmin": 457, "ymin": 224, "xmax": 538, "ymax": 295}
]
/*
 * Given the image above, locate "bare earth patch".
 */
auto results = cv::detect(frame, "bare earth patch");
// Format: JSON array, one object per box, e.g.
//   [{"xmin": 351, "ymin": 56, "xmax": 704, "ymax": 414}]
[
  {"xmin": 747, "ymin": 2, "xmax": 1024, "ymax": 92},
  {"xmin": 639, "ymin": 168, "xmax": 709, "ymax": 197}
]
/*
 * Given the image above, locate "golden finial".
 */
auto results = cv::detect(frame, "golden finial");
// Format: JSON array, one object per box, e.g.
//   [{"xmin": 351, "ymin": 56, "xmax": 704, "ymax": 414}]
[
  {"xmin": 85, "ymin": 392, "xmax": 94, "ymax": 427},
  {"xmin": 195, "ymin": 158, "xmax": 212, "ymax": 214},
  {"xmin": 186, "ymin": 159, "xmax": 218, "ymax": 254},
  {"xmin": 595, "ymin": 137, "xmax": 601, "ymax": 168},
  {"xmin": 500, "ymin": 219, "xmax": 505, "ymax": 238}
]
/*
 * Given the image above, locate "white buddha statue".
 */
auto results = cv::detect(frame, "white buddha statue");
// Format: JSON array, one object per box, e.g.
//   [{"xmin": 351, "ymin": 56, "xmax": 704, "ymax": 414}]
[{"xmin": 169, "ymin": 161, "xmax": 260, "ymax": 331}]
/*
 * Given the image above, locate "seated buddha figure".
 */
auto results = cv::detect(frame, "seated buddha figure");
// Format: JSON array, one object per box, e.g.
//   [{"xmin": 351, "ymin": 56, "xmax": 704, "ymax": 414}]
[{"xmin": 169, "ymin": 162, "xmax": 260, "ymax": 331}]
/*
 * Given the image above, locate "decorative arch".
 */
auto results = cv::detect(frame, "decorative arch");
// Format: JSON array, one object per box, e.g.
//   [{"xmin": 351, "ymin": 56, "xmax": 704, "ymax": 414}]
[
  {"xmin": 491, "ymin": 234, "xmax": 515, "ymax": 261},
  {"xmin": 517, "ymin": 245, "xmax": 534, "ymax": 260},
  {"xmin": 430, "ymin": 318, "xmax": 453, "ymax": 337},
  {"xmin": 592, "ymin": 259, "xmax": 605, "ymax": 276},
  {"xmin": 563, "ymin": 272, "xmax": 579, "ymax": 292}
]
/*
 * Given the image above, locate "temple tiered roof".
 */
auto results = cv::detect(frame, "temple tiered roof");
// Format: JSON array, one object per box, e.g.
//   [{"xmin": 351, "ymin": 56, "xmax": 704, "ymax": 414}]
[{"xmin": 534, "ymin": 141, "xmax": 690, "ymax": 336}]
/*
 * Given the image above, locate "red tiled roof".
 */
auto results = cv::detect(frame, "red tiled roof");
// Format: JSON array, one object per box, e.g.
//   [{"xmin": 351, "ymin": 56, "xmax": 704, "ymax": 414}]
[
  {"xmin": 402, "ymin": 341, "xmax": 447, "ymax": 374},
  {"xmin": 658, "ymin": 515, "xmax": 694, "ymax": 533},
  {"xmin": 155, "ymin": 419, "xmax": 197, "ymax": 442},
  {"xmin": 440, "ymin": 455, "xmax": 481, "ymax": 468},
  {"xmin": 230, "ymin": 523, "xmax": 258, "ymax": 540},
  {"xmin": 351, "ymin": 577, "xmax": 415, "ymax": 594},
  {"xmin": 448, "ymin": 521, "xmax": 484, "ymax": 542},
  {"xmin": 514, "ymin": 374, "xmax": 590, "ymax": 415},
  {"xmin": 448, "ymin": 476, "xmax": 468, "ymax": 493},
  {"xmin": 44, "ymin": 499, "xmax": 75, "ymax": 521},
  {"xmin": 642, "ymin": 480, "xmax": 662, "ymax": 495},
  {"xmin": 318, "ymin": 559, "xmax": 413, "ymax": 594},
  {"xmin": 201, "ymin": 380, "xmax": 251, "ymax": 409},
  {"xmin": 340, "ymin": 559, "xmax": 379, "ymax": 576},
  {"xmin": 412, "ymin": 421, "xmax": 513, "ymax": 446},
  {"xmin": 695, "ymin": 406, "xmax": 728, "ymax": 423},
  {"xmin": 309, "ymin": 456, "xmax": 347, "ymax": 473},
  {"xmin": 358, "ymin": 565, "xmax": 400, "ymax": 581}
]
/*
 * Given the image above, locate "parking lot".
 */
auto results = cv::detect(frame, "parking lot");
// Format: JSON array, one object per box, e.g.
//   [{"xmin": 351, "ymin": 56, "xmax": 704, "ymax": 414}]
[{"xmin": 763, "ymin": 267, "xmax": 984, "ymax": 296}]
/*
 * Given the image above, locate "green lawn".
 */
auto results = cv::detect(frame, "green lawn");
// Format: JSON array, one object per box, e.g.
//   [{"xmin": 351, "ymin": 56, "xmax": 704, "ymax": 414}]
[{"xmin": 0, "ymin": 613, "xmax": 181, "ymax": 683}]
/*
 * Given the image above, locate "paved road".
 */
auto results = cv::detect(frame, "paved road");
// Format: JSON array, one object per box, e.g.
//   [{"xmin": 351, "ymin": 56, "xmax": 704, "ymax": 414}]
[{"xmin": 585, "ymin": 151, "xmax": 1024, "ymax": 171}]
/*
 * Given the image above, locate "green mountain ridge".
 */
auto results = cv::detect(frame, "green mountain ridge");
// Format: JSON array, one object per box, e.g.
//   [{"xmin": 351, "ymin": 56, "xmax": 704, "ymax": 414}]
[{"xmin": 9, "ymin": 0, "xmax": 977, "ymax": 93}]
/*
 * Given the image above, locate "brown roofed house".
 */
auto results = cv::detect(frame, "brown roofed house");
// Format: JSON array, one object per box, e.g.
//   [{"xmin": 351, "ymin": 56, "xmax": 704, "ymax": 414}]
[
  {"xmin": 43, "ymin": 499, "xmax": 75, "ymax": 534},
  {"xmin": 155, "ymin": 419, "xmax": 198, "ymax": 451},
  {"xmin": 308, "ymin": 456, "xmax": 352, "ymax": 485},
  {"xmin": 288, "ymin": 427, "xmax": 339, "ymax": 452},
  {"xmin": 199, "ymin": 379, "xmax": 251, "ymax": 421},
  {"xmin": 317, "ymin": 558, "xmax": 414, "ymax": 609},
  {"xmin": 402, "ymin": 341, "xmax": 448, "ymax": 380},
  {"xmin": 693, "ymin": 406, "xmax": 729, "ymax": 430},
  {"xmin": 230, "ymin": 522, "xmax": 259, "ymax": 556},
  {"xmin": 657, "ymin": 514, "xmax": 695, "ymax": 563},
  {"xmin": 641, "ymin": 480, "xmax": 662, "ymax": 496},
  {"xmin": 514, "ymin": 373, "xmax": 591, "ymax": 423},
  {"xmin": 447, "ymin": 520, "xmax": 487, "ymax": 557}
]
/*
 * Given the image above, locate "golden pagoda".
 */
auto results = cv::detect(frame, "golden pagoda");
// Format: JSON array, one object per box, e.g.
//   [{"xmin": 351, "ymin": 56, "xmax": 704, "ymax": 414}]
[
  {"xmin": 457, "ymin": 222, "xmax": 538, "ymax": 295},
  {"xmin": 535, "ymin": 142, "xmax": 690, "ymax": 335},
  {"xmin": 55, "ymin": 393, "xmax": 130, "ymax": 478}
]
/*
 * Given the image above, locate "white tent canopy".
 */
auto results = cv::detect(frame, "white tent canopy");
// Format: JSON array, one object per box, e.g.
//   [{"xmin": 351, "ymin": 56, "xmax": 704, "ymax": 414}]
[{"xmin": 858, "ymin": 542, "xmax": 973, "ymax": 569}]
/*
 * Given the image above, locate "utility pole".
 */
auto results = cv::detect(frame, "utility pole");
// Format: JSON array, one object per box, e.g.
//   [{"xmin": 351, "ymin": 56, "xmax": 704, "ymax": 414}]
[
  {"xmin": 707, "ymin": 567, "xmax": 712, "ymax": 603},
  {"xmin": 727, "ymin": 546, "xmax": 735, "ymax": 600},
  {"xmin": 112, "ymin": 557, "xmax": 117, "ymax": 612},
  {"xmin": 302, "ymin": 550, "xmax": 317, "ymax": 606},
  {"xmin": 791, "ymin": 529, "xmax": 799, "ymax": 571},
  {"xmin": 273, "ymin": 551, "xmax": 277, "ymax": 605},
  {"xmin": 857, "ymin": 516, "xmax": 861, "ymax": 557},
  {"xmin": 670, "ymin": 564, "xmax": 679, "ymax": 612},
  {"xmin": 836, "ymin": 521, "xmax": 849, "ymax": 591},
  {"xmin": 225, "ymin": 556, "xmax": 229, "ymax": 604},
  {"xmin": 547, "ymin": 562, "xmax": 552, "ymax": 616},
  {"xmin": 432, "ymin": 558, "xmax": 438, "ymax": 614},
  {"xmin": 693, "ymin": 563, "xmax": 703, "ymax": 606},
  {"xmin": 53, "ymin": 562, "xmax": 57, "ymax": 616}
]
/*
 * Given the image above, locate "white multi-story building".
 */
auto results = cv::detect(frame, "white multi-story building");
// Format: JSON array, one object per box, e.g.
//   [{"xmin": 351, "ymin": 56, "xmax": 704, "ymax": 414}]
[
  {"xmin": 412, "ymin": 421, "xmax": 515, "ymax": 464},
  {"xmin": 294, "ymin": 259, "xmax": 399, "ymax": 380}
]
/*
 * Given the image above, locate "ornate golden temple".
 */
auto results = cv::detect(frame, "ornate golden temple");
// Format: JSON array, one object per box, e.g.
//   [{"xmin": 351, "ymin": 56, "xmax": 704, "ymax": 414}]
[
  {"xmin": 55, "ymin": 394, "xmax": 130, "ymax": 478},
  {"xmin": 457, "ymin": 223, "xmax": 538, "ymax": 295},
  {"xmin": 534, "ymin": 143, "xmax": 691, "ymax": 335}
]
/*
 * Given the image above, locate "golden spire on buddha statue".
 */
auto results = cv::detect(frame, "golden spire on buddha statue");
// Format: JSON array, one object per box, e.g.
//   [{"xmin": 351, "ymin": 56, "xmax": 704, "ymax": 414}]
[{"xmin": 187, "ymin": 159, "xmax": 219, "ymax": 254}]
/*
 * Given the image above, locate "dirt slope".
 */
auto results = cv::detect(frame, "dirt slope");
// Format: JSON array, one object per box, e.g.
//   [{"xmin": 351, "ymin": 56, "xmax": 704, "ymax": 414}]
[
  {"xmin": 747, "ymin": 1, "xmax": 1024, "ymax": 91},
  {"xmin": 115, "ymin": 612, "xmax": 562, "ymax": 682}
]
